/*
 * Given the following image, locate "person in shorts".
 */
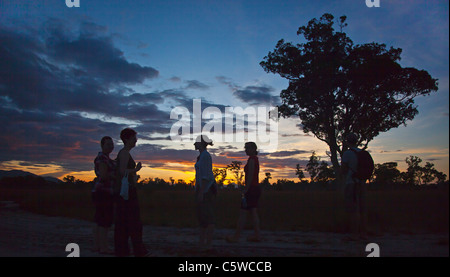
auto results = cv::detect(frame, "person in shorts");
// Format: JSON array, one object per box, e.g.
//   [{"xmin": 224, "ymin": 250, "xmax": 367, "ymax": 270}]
[
  {"xmin": 92, "ymin": 136, "xmax": 116, "ymax": 254},
  {"xmin": 194, "ymin": 135, "xmax": 217, "ymax": 249}
]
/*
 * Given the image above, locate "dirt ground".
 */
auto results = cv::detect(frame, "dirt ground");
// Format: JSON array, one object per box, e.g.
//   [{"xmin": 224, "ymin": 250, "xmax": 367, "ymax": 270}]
[{"xmin": 0, "ymin": 202, "xmax": 448, "ymax": 257}]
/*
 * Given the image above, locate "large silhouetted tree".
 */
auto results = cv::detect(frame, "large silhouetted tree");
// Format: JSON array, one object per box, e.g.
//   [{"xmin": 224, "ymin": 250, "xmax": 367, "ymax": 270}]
[{"xmin": 260, "ymin": 13, "xmax": 438, "ymax": 178}]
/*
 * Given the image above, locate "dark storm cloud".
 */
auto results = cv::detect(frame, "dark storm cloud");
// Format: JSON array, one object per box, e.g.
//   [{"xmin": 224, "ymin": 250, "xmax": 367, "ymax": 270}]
[
  {"xmin": 43, "ymin": 18, "xmax": 159, "ymax": 85},
  {"xmin": 0, "ymin": 20, "xmax": 161, "ymax": 116},
  {"xmin": 0, "ymin": 19, "xmax": 173, "ymax": 172},
  {"xmin": 48, "ymin": 36, "xmax": 159, "ymax": 84}
]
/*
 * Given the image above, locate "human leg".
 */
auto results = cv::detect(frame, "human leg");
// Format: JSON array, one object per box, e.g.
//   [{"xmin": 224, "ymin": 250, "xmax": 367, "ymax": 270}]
[
  {"xmin": 205, "ymin": 224, "xmax": 215, "ymax": 247},
  {"xmin": 114, "ymin": 197, "xmax": 130, "ymax": 256},
  {"xmin": 127, "ymin": 192, "xmax": 148, "ymax": 257},
  {"xmin": 93, "ymin": 225, "xmax": 100, "ymax": 251},
  {"xmin": 344, "ymin": 182, "xmax": 360, "ymax": 240},
  {"xmin": 98, "ymin": 226, "xmax": 113, "ymax": 253},
  {"xmin": 245, "ymin": 187, "xmax": 262, "ymax": 241},
  {"xmin": 199, "ymin": 226, "xmax": 206, "ymax": 245},
  {"xmin": 198, "ymin": 191, "xmax": 216, "ymax": 248},
  {"xmin": 359, "ymin": 182, "xmax": 369, "ymax": 239},
  {"xmin": 97, "ymin": 192, "xmax": 114, "ymax": 253},
  {"xmin": 226, "ymin": 209, "xmax": 247, "ymax": 243},
  {"xmin": 249, "ymin": 208, "xmax": 261, "ymax": 241},
  {"xmin": 92, "ymin": 191, "xmax": 100, "ymax": 251}
]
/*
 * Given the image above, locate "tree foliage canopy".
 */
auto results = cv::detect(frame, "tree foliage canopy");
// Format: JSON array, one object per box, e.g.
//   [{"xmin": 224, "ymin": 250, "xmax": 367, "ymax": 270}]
[{"xmin": 260, "ymin": 13, "xmax": 438, "ymax": 172}]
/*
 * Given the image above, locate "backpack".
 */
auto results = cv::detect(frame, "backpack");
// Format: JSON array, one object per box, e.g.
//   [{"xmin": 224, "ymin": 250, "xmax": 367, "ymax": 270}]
[{"xmin": 350, "ymin": 148, "xmax": 374, "ymax": 180}]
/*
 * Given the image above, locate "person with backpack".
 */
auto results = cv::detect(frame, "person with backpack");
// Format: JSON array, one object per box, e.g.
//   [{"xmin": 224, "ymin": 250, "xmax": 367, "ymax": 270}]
[{"xmin": 341, "ymin": 133, "xmax": 374, "ymax": 241}]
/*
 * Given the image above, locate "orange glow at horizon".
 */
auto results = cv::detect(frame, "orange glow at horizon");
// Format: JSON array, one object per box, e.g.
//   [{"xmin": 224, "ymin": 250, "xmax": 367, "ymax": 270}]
[{"xmin": 1, "ymin": 143, "xmax": 448, "ymax": 184}]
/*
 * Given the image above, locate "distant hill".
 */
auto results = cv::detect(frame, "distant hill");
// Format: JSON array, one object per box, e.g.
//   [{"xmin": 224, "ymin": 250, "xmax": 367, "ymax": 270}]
[{"xmin": 0, "ymin": 170, "xmax": 62, "ymax": 183}]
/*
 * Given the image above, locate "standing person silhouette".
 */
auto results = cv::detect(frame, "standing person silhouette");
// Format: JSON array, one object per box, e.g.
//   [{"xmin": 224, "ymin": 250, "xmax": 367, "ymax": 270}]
[
  {"xmin": 194, "ymin": 135, "xmax": 217, "ymax": 250},
  {"xmin": 92, "ymin": 136, "xmax": 116, "ymax": 254},
  {"xmin": 114, "ymin": 128, "xmax": 149, "ymax": 257},
  {"xmin": 227, "ymin": 142, "xmax": 262, "ymax": 243},
  {"xmin": 341, "ymin": 133, "xmax": 369, "ymax": 241}
]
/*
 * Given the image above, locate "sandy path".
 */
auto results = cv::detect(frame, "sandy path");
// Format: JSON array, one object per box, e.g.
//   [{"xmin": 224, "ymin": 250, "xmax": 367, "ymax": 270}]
[{"xmin": 0, "ymin": 202, "xmax": 448, "ymax": 257}]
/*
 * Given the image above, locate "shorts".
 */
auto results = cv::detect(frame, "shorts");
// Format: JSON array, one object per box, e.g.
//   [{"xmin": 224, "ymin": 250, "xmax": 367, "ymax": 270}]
[
  {"xmin": 92, "ymin": 190, "xmax": 114, "ymax": 228},
  {"xmin": 196, "ymin": 190, "xmax": 215, "ymax": 228},
  {"xmin": 344, "ymin": 181, "xmax": 367, "ymax": 213},
  {"xmin": 241, "ymin": 185, "xmax": 261, "ymax": 210}
]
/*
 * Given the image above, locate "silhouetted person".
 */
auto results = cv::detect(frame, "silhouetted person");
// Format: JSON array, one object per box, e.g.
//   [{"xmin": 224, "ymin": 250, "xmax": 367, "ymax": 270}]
[
  {"xmin": 114, "ymin": 128, "xmax": 149, "ymax": 257},
  {"xmin": 341, "ymin": 133, "xmax": 368, "ymax": 240},
  {"xmin": 194, "ymin": 134, "xmax": 217, "ymax": 250},
  {"xmin": 92, "ymin": 136, "xmax": 116, "ymax": 254},
  {"xmin": 227, "ymin": 142, "xmax": 262, "ymax": 243}
]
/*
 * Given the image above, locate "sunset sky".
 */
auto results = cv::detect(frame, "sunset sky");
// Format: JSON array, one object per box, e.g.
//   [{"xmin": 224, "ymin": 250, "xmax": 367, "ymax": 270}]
[{"xmin": 1, "ymin": 0, "xmax": 448, "ymax": 183}]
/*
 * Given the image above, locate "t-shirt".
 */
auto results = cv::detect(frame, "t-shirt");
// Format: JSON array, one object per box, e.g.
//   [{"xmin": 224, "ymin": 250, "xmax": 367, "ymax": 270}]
[
  {"xmin": 195, "ymin": 150, "xmax": 214, "ymax": 192},
  {"xmin": 93, "ymin": 152, "xmax": 116, "ymax": 193},
  {"xmin": 342, "ymin": 147, "xmax": 361, "ymax": 185}
]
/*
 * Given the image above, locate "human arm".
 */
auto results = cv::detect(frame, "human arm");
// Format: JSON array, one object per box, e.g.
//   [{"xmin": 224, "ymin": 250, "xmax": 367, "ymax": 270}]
[
  {"xmin": 118, "ymin": 150, "xmax": 142, "ymax": 177},
  {"xmin": 196, "ymin": 152, "xmax": 213, "ymax": 201}
]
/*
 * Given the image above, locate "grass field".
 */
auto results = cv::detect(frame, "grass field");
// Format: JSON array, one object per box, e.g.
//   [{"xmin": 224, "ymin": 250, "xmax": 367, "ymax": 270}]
[{"xmin": 1, "ymin": 185, "xmax": 448, "ymax": 234}]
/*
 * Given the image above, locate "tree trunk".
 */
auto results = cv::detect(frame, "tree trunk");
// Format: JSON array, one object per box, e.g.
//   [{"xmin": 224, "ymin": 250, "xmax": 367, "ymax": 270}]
[{"xmin": 328, "ymin": 139, "xmax": 344, "ymax": 191}]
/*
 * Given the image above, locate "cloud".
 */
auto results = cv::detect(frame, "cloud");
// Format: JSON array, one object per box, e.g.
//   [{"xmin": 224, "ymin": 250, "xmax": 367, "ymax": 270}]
[
  {"xmin": 44, "ymin": 20, "xmax": 159, "ymax": 85},
  {"xmin": 0, "ymin": 17, "xmax": 280, "ymax": 176},
  {"xmin": 0, "ymin": 18, "xmax": 174, "ymax": 172},
  {"xmin": 184, "ymin": 80, "xmax": 209, "ymax": 90},
  {"xmin": 0, "ymin": 108, "xmax": 123, "ymax": 168},
  {"xmin": 0, "ymin": 20, "xmax": 160, "ymax": 116},
  {"xmin": 267, "ymin": 150, "xmax": 310, "ymax": 158},
  {"xmin": 217, "ymin": 145, "xmax": 239, "ymax": 151},
  {"xmin": 379, "ymin": 149, "xmax": 402, "ymax": 153},
  {"xmin": 425, "ymin": 158, "xmax": 442, "ymax": 162},
  {"xmin": 233, "ymin": 85, "xmax": 280, "ymax": 106},
  {"xmin": 215, "ymin": 76, "xmax": 280, "ymax": 106},
  {"xmin": 0, "ymin": 19, "xmax": 313, "ymax": 180},
  {"xmin": 169, "ymin": 76, "xmax": 182, "ymax": 82}
]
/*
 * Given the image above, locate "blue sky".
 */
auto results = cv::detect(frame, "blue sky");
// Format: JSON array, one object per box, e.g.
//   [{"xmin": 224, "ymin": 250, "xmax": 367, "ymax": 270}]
[{"xmin": 0, "ymin": 0, "xmax": 448, "ymax": 182}]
